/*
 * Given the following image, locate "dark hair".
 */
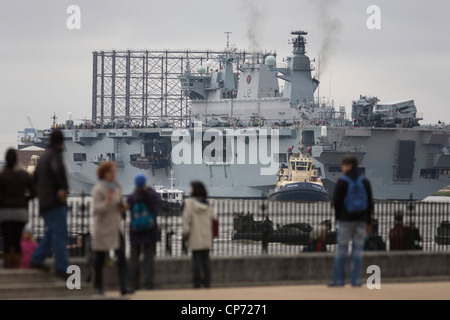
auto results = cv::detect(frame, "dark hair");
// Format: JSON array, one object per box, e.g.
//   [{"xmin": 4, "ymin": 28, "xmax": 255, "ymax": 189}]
[
  {"xmin": 96, "ymin": 161, "xmax": 116, "ymax": 180},
  {"xmin": 50, "ymin": 130, "xmax": 64, "ymax": 147},
  {"xmin": 5, "ymin": 148, "xmax": 17, "ymax": 169},
  {"xmin": 190, "ymin": 181, "xmax": 207, "ymax": 198},
  {"xmin": 341, "ymin": 156, "xmax": 358, "ymax": 168},
  {"xmin": 394, "ymin": 211, "xmax": 404, "ymax": 223}
]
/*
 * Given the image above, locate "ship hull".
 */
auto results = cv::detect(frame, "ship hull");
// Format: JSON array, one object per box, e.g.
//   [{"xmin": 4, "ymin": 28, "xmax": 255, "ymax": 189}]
[
  {"xmin": 267, "ymin": 182, "xmax": 331, "ymax": 202},
  {"xmin": 32, "ymin": 125, "xmax": 450, "ymax": 200}
]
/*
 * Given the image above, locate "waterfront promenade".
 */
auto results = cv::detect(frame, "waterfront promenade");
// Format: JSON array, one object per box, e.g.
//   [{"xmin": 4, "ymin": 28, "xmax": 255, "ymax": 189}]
[{"xmin": 105, "ymin": 281, "xmax": 450, "ymax": 300}]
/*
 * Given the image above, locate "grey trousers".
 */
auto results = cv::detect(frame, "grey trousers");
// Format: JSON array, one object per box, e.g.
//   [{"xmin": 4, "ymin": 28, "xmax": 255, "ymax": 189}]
[{"xmin": 129, "ymin": 243, "xmax": 155, "ymax": 290}]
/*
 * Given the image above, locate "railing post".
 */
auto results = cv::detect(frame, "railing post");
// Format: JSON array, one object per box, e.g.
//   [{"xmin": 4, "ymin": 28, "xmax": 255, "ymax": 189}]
[
  {"xmin": 80, "ymin": 192, "xmax": 87, "ymax": 257},
  {"xmin": 165, "ymin": 227, "xmax": 174, "ymax": 256},
  {"xmin": 181, "ymin": 236, "xmax": 188, "ymax": 256},
  {"xmin": 261, "ymin": 201, "xmax": 269, "ymax": 254}
]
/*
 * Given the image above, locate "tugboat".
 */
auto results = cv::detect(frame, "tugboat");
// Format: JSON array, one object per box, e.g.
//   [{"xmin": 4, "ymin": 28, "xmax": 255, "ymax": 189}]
[
  {"xmin": 154, "ymin": 169, "xmax": 184, "ymax": 215},
  {"xmin": 268, "ymin": 129, "xmax": 332, "ymax": 202}
]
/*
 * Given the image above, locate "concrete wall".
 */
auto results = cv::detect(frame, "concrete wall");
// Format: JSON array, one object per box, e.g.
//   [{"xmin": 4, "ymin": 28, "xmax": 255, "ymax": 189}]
[{"xmin": 74, "ymin": 251, "xmax": 450, "ymax": 289}]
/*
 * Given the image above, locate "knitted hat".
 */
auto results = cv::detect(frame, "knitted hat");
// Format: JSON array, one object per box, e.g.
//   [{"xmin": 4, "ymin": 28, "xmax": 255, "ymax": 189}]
[{"xmin": 134, "ymin": 173, "xmax": 146, "ymax": 188}]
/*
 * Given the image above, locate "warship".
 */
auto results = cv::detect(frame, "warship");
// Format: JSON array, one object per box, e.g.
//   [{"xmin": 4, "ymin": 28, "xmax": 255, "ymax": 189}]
[{"xmin": 29, "ymin": 30, "xmax": 450, "ymax": 200}]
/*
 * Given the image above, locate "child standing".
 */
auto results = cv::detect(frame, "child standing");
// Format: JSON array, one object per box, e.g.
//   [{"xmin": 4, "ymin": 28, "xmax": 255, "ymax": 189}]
[{"xmin": 20, "ymin": 225, "xmax": 37, "ymax": 269}]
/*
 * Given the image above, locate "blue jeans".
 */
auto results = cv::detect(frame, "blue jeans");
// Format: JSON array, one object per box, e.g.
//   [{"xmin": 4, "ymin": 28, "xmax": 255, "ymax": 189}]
[
  {"xmin": 331, "ymin": 221, "xmax": 366, "ymax": 286},
  {"xmin": 31, "ymin": 206, "xmax": 69, "ymax": 273}
]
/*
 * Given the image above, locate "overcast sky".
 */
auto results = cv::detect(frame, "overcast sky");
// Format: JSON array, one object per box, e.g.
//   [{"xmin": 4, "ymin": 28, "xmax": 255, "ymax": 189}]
[{"xmin": 1, "ymin": 0, "xmax": 449, "ymax": 157}]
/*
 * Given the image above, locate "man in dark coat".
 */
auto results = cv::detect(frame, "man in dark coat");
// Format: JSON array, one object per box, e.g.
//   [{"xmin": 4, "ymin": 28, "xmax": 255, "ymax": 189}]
[
  {"xmin": 30, "ymin": 130, "xmax": 70, "ymax": 278},
  {"xmin": 330, "ymin": 156, "xmax": 373, "ymax": 287}
]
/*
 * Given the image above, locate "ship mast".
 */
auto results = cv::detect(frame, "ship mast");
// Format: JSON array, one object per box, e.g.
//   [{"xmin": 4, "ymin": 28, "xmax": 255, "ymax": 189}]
[
  {"xmin": 317, "ymin": 55, "xmax": 320, "ymax": 107},
  {"xmin": 169, "ymin": 169, "xmax": 175, "ymax": 190},
  {"xmin": 224, "ymin": 31, "xmax": 232, "ymax": 53},
  {"xmin": 299, "ymin": 122, "xmax": 304, "ymax": 156}
]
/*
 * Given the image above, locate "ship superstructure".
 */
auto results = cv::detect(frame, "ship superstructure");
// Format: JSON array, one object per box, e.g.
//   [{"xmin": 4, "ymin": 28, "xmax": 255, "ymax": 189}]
[{"xmin": 30, "ymin": 30, "xmax": 450, "ymax": 200}]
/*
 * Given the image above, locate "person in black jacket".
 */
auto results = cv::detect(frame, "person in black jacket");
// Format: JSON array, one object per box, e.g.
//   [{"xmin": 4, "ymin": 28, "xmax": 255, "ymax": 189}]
[
  {"xmin": 330, "ymin": 156, "xmax": 373, "ymax": 287},
  {"xmin": 127, "ymin": 174, "xmax": 160, "ymax": 291},
  {"xmin": 30, "ymin": 130, "xmax": 70, "ymax": 278},
  {"xmin": 0, "ymin": 149, "xmax": 36, "ymax": 268}
]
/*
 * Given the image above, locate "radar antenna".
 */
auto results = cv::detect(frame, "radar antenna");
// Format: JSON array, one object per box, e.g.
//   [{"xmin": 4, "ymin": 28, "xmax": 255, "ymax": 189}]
[{"xmin": 289, "ymin": 30, "xmax": 308, "ymax": 55}]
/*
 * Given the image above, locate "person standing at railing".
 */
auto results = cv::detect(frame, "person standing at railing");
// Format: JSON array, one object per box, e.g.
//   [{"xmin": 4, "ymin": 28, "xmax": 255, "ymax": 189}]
[
  {"xmin": 127, "ymin": 173, "xmax": 160, "ymax": 291},
  {"xmin": 182, "ymin": 181, "xmax": 217, "ymax": 289},
  {"xmin": 0, "ymin": 149, "xmax": 36, "ymax": 268},
  {"xmin": 389, "ymin": 212, "xmax": 422, "ymax": 251},
  {"xmin": 303, "ymin": 225, "xmax": 328, "ymax": 252},
  {"xmin": 330, "ymin": 156, "xmax": 373, "ymax": 287},
  {"xmin": 91, "ymin": 161, "xmax": 130, "ymax": 296},
  {"xmin": 30, "ymin": 131, "xmax": 70, "ymax": 279}
]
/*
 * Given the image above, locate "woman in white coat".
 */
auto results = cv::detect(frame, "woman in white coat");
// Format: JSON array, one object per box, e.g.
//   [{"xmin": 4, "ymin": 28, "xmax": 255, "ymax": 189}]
[
  {"xmin": 91, "ymin": 161, "xmax": 128, "ymax": 295},
  {"xmin": 182, "ymin": 181, "xmax": 216, "ymax": 288}
]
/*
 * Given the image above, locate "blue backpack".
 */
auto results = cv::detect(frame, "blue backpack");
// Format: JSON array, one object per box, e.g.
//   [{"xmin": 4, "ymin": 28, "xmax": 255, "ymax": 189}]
[
  {"xmin": 131, "ymin": 201, "xmax": 154, "ymax": 232},
  {"xmin": 341, "ymin": 175, "xmax": 368, "ymax": 213}
]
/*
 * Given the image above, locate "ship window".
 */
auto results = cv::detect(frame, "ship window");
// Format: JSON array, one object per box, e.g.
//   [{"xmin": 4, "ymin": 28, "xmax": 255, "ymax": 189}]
[
  {"xmin": 73, "ymin": 153, "xmax": 87, "ymax": 162},
  {"xmin": 441, "ymin": 169, "xmax": 450, "ymax": 175},
  {"xmin": 421, "ymin": 169, "xmax": 439, "ymax": 179},
  {"xmin": 396, "ymin": 141, "xmax": 415, "ymax": 180},
  {"xmin": 329, "ymin": 167, "xmax": 342, "ymax": 173},
  {"xmin": 296, "ymin": 162, "xmax": 307, "ymax": 171}
]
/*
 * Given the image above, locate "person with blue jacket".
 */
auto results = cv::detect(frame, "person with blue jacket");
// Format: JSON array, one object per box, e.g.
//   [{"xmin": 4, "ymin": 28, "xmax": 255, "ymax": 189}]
[{"xmin": 127, "ymin": 174, "xmax": 160, "ymax": 291}]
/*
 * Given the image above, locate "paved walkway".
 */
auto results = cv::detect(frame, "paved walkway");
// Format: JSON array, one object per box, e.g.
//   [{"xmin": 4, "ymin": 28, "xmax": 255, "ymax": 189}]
[{"xmin": 105, "ymin": 282, "xmax": 450, "ymax": 300}]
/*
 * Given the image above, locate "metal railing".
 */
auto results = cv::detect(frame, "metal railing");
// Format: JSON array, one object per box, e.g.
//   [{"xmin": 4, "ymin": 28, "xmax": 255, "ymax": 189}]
[{"xmin": 27, "ymin": 197, "xmax": 450, "ymax": 258}]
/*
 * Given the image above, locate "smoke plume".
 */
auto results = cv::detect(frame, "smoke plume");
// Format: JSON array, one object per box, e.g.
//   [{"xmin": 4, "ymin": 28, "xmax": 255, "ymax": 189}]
[
  {"xmin": 313, "ymin": 0, "xmax": 343, "ymax": 76},
  {"xmin": 241, "ymin": 0, "xmax": 266, "ymax": 60}
]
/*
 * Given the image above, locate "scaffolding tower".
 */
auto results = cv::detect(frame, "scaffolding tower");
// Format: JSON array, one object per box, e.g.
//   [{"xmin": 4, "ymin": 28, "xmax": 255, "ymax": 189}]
[{"xmin": 92, "ymin": 49, "xmax": 249, "ymax": 128}]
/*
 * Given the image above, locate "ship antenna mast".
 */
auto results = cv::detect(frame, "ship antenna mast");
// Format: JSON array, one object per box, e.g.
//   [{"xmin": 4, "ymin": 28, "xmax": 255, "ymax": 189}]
[
  {"xmin": 169, "ymin": 169, "xmax": 175, "ymax": 190},
  {"xmin": 224, "ymin": 31, "xmax": 232, "ymax": 52},
  {"xmin": 51, "ymin": 113, "xmax": 58, "ymax": 127},
  {"xmin": 299, "ymin": 122, "xmax": 304, "ymax": 156},
  {"xmin": 317, "ymin": 55, "xmax": 321, "ymax": 107}
]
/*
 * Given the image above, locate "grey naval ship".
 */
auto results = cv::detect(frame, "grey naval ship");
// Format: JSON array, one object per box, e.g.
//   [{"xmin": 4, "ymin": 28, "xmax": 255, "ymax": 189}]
[{"xmin": 30, "ymin": 30, "xmax": 450, "ymax": 200}]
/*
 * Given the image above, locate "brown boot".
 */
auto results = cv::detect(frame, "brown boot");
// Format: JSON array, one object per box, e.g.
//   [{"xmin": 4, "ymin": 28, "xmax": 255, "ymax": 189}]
[
  {"xmin": 10, "ymin": 253, "xmax": 22, "ymax": 269},
  {"xmin": 3, "ymin": 253, "xmax": 12, "ymax": 268}
]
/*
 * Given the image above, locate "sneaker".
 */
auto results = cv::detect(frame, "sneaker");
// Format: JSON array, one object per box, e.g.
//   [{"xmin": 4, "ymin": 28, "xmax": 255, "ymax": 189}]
[
  {"xmin": 351, "ymin": 282, "xmax": 363, "ymax": 288},
  {"xmin": 328, "ymin": 282, "xmax": 345, "ymax": 288},
  {"xmin": 121, "ymin": 288, "xmax": 135, "ymax": 296},
  {"xmin": 54, "ymin": 270, "xmax": 69, "ymax": 281},
  {"xmin": 93, "ymin": 288, "xmax": 104, "ymax": 297},
  {"xmin": 29, "ymin": 261, "xmax": 50, "ymax": 272}
]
